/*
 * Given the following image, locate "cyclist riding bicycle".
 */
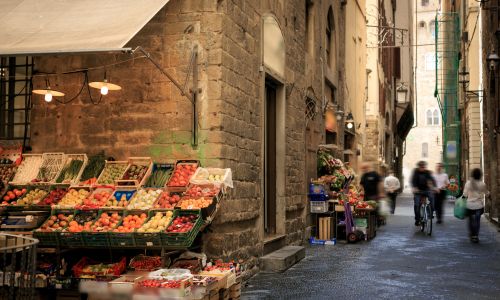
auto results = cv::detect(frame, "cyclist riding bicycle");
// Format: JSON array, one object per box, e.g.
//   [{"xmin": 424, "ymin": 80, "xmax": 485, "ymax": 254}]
[{"xmin": 411, "ymin": 161, "xmax": 436, "ymax": 226}]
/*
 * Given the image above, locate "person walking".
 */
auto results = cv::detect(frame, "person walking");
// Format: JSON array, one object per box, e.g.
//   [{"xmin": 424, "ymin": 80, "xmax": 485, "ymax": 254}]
[
  {"xmin": 360, "ymin": 162, "xmax": 382, "ymax": 201},
  {"xmin": 411, "ymin": 161, "xmax": 436, "ymax": 226},
  {"xmin": 384, "ymin": 170, "xmax": 400, "ymax": 214},
  {"xmin": 432, "ymin": 163, "xmax": 449, "ymax": 224},
  {"xmin": 463, "ymin": 168, "xmax": 488, "ymax": 243}
]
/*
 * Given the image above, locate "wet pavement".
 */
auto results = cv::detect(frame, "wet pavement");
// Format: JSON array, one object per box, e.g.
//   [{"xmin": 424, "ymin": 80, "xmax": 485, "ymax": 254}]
[{"xmin": 242, "ymin": 193, "xmax": 500, "ymax": 299}]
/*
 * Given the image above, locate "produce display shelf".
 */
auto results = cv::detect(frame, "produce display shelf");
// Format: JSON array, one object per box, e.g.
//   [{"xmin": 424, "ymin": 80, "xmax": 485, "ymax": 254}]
[{"xmin": 161, "ymin": 209, "xmax": 203, "ymax": 249}]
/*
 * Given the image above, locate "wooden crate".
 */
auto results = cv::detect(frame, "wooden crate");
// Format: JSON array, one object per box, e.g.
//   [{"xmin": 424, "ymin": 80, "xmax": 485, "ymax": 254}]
[
  {"xmin": 55, "ymin": 154, "xmax": 88, "ymax": 185},
  {"xmin": 115, "ymin": 157, "xmax": 153, "ymax": 188},
  {"xmin": 96, "ymin": 161, "xmax": 129, "ymax": 185}
]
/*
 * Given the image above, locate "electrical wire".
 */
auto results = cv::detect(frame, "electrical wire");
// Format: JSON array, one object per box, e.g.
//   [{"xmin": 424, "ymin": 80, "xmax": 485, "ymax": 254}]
[{"xmin": 53, "ymin": 72, "xmax": 87, "ymax": 104}]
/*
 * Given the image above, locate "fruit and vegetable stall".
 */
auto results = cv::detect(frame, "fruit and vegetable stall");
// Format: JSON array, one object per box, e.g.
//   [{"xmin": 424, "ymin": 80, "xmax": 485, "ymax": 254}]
[
  {"xmin": 309, "ymin": 148, "xmax": 378, "ymax": 244},
  {"xmin": 0, "ymin": 147, "xmax": 242, "ymax": 299}
]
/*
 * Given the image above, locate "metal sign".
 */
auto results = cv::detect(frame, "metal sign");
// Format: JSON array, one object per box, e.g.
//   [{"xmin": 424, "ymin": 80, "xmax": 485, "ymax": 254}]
[{"xmin": 446, "ymin": 141, "xmax": 457, "ymax": 159}]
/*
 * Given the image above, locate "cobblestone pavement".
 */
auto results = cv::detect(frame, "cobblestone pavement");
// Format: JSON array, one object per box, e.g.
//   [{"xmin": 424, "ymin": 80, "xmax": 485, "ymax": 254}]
[{"xmin": 242, "ymin": 194, "xmax": 500, "ymax": 300}]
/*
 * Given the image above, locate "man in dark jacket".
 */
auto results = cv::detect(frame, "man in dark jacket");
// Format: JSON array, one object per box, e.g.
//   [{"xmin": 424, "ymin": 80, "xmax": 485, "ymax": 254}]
[{"xmin": 411, "ymin": 161, "xmax": 436, "ymax": 226}]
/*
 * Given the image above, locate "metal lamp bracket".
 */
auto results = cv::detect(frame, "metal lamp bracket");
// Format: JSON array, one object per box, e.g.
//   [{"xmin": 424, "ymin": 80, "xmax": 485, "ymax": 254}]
[{"xmin": 131, "ymin": 45, "xmax": 200, "ymax": 148}]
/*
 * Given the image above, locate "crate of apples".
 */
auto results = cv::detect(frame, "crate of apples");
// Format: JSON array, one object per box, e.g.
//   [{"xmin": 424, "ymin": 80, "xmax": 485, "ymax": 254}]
[
  {"xmin": 167, "ymin": 163, "xmax": 198, "ymax": 187},
  {"xmin": 16, "ymin": 188, "xmax": 48, "ymax": 206},
  {"xmin": 137, "ymin": 211, "xmax": 173, "ymax": 233},
  {"xmin": 79, "ymin": 188, "xmax": 113, "ymax": 209},
  {"xmin": 37, "ymin": 188, "xmax": 67, "ymax": 206},
  {"xmin": 89, "ymin": 212, "xmax": 122, "ymax": 232},
  {"xmin": 154, "ymin": 192, "xmax": 182, "ymax": 209},
  {"xmin": 57, "ymin": 188, "xmax": 90, "ymax": 208},
  {"xmin": 113, "ymin": 213, "xmax": 147, "ymax": 233},
  {"xmin": 127, "ymin": 189, "xmax": 162, "ymax": 210},
  {"xmin": 166, "ymin": 214, "xmax": 198, "ymax": 234},
  {"xmin": 1, "ymin": 188, "xmax": 27, "ymax": 205},
  {"xmin": 38, "ymin": 213, "xmax": 73, "ymax": 232}
]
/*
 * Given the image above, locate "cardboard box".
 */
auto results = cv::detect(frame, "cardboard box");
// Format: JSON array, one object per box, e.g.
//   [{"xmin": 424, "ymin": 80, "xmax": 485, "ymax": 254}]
[{"xmin": 318, "ymin": 217, "xmax": 334, "ymax": 240}]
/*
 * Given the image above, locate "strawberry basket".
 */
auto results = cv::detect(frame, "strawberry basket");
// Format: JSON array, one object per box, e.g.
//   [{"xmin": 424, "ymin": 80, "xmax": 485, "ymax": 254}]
[{"xmin": 161, "ymin": 210, "xmax": 203, "ymax": 249}]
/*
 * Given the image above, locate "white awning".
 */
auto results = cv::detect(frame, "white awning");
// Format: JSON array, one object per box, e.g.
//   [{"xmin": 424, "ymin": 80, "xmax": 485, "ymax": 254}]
[{"xmin": 0, "ymin": 0, "xmax": 170, "ymax": 56}]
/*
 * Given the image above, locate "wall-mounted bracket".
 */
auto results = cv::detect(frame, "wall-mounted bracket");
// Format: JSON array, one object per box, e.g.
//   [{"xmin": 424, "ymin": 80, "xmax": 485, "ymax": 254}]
[{"xmin": 131, "ymin": 45, "xmax": 199, "ymax": 148}]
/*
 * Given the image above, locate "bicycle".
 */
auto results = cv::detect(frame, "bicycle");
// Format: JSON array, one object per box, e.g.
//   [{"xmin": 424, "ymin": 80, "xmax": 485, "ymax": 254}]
[{"xmin": 419, "ymin": 194, "xmax": 433, "ymax": 236}]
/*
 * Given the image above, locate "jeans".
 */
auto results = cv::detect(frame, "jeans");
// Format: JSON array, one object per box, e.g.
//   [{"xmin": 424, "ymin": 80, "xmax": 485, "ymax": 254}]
[
  {"xmin": 387, "ymin": 192, "xmax": 397, "ymax": 214},
  {"xmin": 435, "ymin": 190, "xmax": 446, "ymax": 221},
  {"xmin": 467, "ymin": 208, "xmax": 484, "ymax": 237},
  {"xmin": 414, "ymin": 191, "xmax": 435, "ymax": 221}
]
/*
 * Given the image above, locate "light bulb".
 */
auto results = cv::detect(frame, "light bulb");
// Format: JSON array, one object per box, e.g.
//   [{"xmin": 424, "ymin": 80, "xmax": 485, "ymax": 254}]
[
  {"xmin": 347, "ymin": 122, "xmax": 353, "ymax": 129},
  {"xmin": 100, "ymin": 86, "xmax": 109, "ymax": 95},
  {"xmin": 44, "ymin": 92, "xmax": 53, "ymax": 102}
]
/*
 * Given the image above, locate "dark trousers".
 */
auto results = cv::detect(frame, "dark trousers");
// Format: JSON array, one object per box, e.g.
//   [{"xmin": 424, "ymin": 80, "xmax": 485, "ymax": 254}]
[
  {"xmin": 435, "ymin": 190, "xmax": 446, "ymax": 221},
  {"xmin": 387, "ymin": 192, "xmax": 397, "ymax": 214},
  {"xmin": 467, "ymin": 208, "xmax": 484, "ymax": 237},
  {"xmin": 414, "ymin": 191, "xmax": 435, "ymax": 221}
]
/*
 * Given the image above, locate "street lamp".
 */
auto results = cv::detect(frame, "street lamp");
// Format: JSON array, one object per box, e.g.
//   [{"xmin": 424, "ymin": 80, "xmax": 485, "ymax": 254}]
[
  {"xmin": 487, "ymin": 50, "xmax": 500, "ymax": 71},
  {"xmin": 345, "ymin": 112, "xmax": 354, "ymax": 130},
  {"xmin": 396, "ymin": 83, "xmax": 408, "ymax": 103}
]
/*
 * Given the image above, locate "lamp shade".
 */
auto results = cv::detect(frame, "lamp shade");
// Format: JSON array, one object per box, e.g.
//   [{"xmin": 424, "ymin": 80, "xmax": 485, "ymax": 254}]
[
  {"xmin": 32, "ymin": 89, "xmax": 65, "ymax": 97},
  {"xmin": 88, "ymin": 81, "xmax": 122, "ymax": 91}
]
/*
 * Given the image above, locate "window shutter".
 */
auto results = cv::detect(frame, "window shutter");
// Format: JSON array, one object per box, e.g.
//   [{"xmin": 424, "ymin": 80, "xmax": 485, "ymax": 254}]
[{"xmin": 394, "ymin": 47, "xmax": 401, "ymax": 79}]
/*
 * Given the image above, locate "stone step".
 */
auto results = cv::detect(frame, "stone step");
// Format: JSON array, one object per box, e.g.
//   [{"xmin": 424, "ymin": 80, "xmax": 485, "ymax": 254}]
[{"xmin": 259, "ymin": 245, "xmax": 305, "ymax": 273}]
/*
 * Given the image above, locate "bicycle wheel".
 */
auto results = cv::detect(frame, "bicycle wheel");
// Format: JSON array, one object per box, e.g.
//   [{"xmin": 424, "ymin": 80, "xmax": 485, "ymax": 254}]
[
  {"xmin": 425, "ymin": 205, "xmax": 433, "ymax": 235},
  {"xmin": 420, "ymin": 205, "xmax": 425, "ymax": 232}
]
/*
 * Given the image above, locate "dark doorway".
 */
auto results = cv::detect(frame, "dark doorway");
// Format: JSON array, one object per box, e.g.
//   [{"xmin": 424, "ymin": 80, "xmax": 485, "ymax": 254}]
[{"xmin": 264, "ymin": 79, "xmax": 277, "ymax": 235}]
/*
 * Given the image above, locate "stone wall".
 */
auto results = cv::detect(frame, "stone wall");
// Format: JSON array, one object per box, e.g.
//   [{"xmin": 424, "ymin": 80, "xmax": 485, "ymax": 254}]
[{"xmin": 30, "ymin": 0, "xmax": 328, "ymax": 265}]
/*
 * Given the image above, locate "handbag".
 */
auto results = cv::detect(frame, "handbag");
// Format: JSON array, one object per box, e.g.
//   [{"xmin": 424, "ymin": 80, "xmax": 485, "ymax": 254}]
[{"xmin": 454, "ymin": 196, "xmax": 467, "ymax": 220}]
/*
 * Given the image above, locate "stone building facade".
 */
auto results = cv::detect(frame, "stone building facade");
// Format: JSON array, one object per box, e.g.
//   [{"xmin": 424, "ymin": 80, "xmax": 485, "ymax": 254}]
[
  {"xmin": 26, "ymin": 0, "xmax": 348, "ymax": 266},
  {"xmin": 403, "ymin": 0, "xmax": 443, "ymax": 189},
  {"xmin": 479, "ymin": 0, "xmax": 500, "ymax": 221}
]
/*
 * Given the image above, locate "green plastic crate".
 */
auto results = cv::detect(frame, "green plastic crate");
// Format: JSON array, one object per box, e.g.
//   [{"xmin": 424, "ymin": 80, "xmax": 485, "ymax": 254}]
[
  {"xmin": 109, "ymin": 211, "xmax": 144, "ymax": 247},
  {"xmin": 33, "ymin": 231, "xmax": 59, "ymax": 247},
  {"xmin": 161, "ymin": 210, "xmax": 202, "ymax": 249}
]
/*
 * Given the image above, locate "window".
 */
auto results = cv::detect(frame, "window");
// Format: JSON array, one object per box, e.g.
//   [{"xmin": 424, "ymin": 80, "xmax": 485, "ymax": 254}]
[
  {"xmin": 426, "ymin": 109, "xmax": 433, "ymax": 125},
  {"xmin": 426, "ymin": 108, "xmax": 440, "ymax": 125},
  {"xmin": 421, "ymin": 0, "xmax": 429, "ymax": 6},
  {"xmin": 429, "ymin": 21, "xmax": 436, "ymax": 39},
  {"xmin": 425, "ymin": 53, "xmax": 435, "ymax": 70},
  {"xmin": 433, "ymin": 109, "xmax": 440, "ymax": 125},
  {"xmin": 305, "ymin": 0, "xmax": 314, "ymax": 54},
  {"xmin": 422, "ymin": 143, "xmax": 429, "ymax": 158},
  {"xmin": 0, "ymin": 57, "xmax": 33, "ymax": 144},
  {"xmin": 326, "ymin": 7, "xmax": 336, "ymax": 69}
]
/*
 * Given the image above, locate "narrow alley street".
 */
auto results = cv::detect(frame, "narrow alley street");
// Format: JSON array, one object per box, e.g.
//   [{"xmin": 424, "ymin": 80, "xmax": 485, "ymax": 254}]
[{"xmin": 242, "ymin": 194, "xmax": 500, "ymax": 300}]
